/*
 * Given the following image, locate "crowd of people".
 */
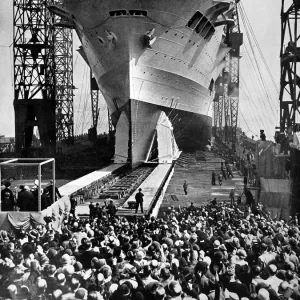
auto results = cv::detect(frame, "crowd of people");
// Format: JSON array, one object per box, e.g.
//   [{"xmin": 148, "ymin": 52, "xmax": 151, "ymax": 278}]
[
  {"xmin": 0, "ymin": 200, "xmax": 297, "ymax": 300},
  {"xmin": 1, "ymin": 180, "xmax": 61, "ymax": 212}
]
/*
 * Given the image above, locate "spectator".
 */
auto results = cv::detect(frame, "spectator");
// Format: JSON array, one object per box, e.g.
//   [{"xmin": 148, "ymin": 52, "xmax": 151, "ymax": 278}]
[
  {"xmin": 46, "ymin": 181, "xmax": 62, "ymax": 203},
  {"xmin": 229, "ymin": 189, "xmax": 235, "ymax": 206},
  {"xmin": 0, "ymin": 198, "xmax": 299, "ymax": 300},
  {"xmin": 107, "ymin": 200, "xmax": 117, "ymax": 217},
  {"xmin": 89, "ymin": 202, "xmax": 95, "ymax": 218},
  {"xmin": 264, "ymin": 265, "xmax": 282, "ymax": 293},
  {"xmin": 41, "ymin": 189, "xmax": 51, "ymax": 211},
  {"xmin": 18, "ymin": 186, "xmax": 35, "ymax": 212},
  {"xmin": 1, "ymin": 181, "xmax": 15, "ymax": 211}
]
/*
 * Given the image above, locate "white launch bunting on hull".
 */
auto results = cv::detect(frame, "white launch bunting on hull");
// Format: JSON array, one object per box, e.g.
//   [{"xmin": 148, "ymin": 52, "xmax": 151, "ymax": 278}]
[
  {"xmin": 156, "ymin": 112, "xmax": 181, "ymax": 164},
  {"xmin": 114, "ymin": 112, "xmax": 129, "ymax": 163}
]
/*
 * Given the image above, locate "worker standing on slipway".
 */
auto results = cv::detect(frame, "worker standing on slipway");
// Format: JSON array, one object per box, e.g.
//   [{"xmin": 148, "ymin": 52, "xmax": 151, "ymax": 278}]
[
  {"xmin": 183, "ymin": 180, "xmax": 188, "ymax": 195},
  {"xmin": 227, "ymin": 164, "xmax": 234, "ymax": 178},
  {"xmin": 135, "ymin": 188, "xmax": 144, "ymax": 214},
  {"xmin": 218, "ymin": 172, "xmax": 223, "ymax": 186},
  {"xmin": 211, "ymin": 171, "xmax": 216, "ymax": 185},
  {"xmin": 221, "ymin": 162, "xmax": 227, "ymax": 180}
]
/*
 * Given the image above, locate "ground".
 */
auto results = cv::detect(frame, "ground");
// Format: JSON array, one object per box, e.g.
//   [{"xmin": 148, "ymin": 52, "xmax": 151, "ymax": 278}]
[{"xmin": 159, "ymin": 151, "xmax": 245, "ymax": 213}]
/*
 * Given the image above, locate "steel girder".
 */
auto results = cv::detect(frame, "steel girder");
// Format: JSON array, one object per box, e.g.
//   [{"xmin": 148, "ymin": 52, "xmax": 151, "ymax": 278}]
[
  {"xmin": 279, "ymin": 0, "xmax": 300, "ymax": 132},
  {"xmin": 213, "ymin": 75, "xmax": 224, "ymax": 140},
  {"xmin": 90, "ymin": 71, "xmax": 100, "ymax": 129},
  {"xmin": 223, "ymin": 53, "xmax": 231, "ymax": 143},
  {"xmin": 218, "ymin": 96, "xmax": 224, "ymax": 141},
  {"xmin": 230, "ymin": 55, "xmax": 240, "ymax": 149},
  {"xmin": 53, "ymin": 0, "xmax": 74, "ymax": 144},
  {"xmin": 213, "ymin": 1, "xmax": 242, "ymax": 148},
  {"xmin": 213, "ymin": 100, "xmax": 219, "ymax": 137},
  {"xmin": 13, "ymin": 0, "xmax": 56, "ymax": 155}
]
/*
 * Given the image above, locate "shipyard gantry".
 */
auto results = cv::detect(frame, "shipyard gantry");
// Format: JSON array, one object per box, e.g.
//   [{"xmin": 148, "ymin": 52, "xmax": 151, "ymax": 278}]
[
  {"xmin": 213, "ymin": 1, "xmax": 243, "ymax": 151},
  {"xmin": 279, "ymin": 0, "xmax": 300, "ymax": 133},
  {"xmin": 13, "ymin": 0, "xmax": 109, "ymax": 156},
  {"xmin": 278, "ymin": 0, "xmax": 300, "ymax": 214},
  {"xmin": 13, "ymin": 0, "xmax": 57, "ymax": 156}
]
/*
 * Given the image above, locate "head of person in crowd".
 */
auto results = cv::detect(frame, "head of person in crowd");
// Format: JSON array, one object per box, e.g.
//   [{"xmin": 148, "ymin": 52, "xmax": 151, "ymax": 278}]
[{"xmin": 0, "ymin": 200, "xmax": 299, "ymax": 300}]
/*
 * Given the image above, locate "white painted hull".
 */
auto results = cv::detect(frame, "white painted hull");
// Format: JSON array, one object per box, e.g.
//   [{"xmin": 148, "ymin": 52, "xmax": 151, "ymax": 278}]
[{"xmin": 63, "ymin": 0, "xmax": 232, "ymax": 164}]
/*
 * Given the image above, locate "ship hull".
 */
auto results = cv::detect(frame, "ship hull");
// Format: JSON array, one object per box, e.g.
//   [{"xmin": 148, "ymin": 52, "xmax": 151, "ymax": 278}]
[
  {"xmin": 112, "ymin": 99, "xmax": 211, "ymax": 166},
  {"xmin": 111, "ymin": 102, "xmax": 212, "ymax": 149},
  {"xmin": 63, "ymin": 0, "xmax": 231, "ymax": 165},
  {"xmin": 159, "ymin": 107, "xmax": 212, "ymax": 150}
]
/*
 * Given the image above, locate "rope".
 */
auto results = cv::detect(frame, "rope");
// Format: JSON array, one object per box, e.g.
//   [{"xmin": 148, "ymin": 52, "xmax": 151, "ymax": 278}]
[
  {"xmin": 239, "ymin": 108, "xmax": 258, "ymax": 138},
  {"xmin": 240, "ymin": 85, "xmax": 268, "ymax": 135},
  {"xmin": 240, "ymin": 3, "xmax": 279, "ymax": 95},
  {"xmin": 239, "ymin": 5, "xmax": 278, "ymax": 120},
  {"xmin": 242, "ymin": 44, "xmax": 277, "ymax": 126},
  {"xmin": 240, "ymin": 65, "xmax": 274, "ymax": 125}
]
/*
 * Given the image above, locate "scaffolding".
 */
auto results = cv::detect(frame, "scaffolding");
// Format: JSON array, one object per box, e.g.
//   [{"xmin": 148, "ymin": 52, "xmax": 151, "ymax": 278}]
[
  {"xmin": 13, "ymin": 0, "xmax": 75, "ymax": 157},
  {"xmin": 223, "ymin": 54, "xmax": 231, "ymax": 143},
  {"xmin": 279, "ymin": 0, "xmax": 300, "ymax": 132},
  {"xmin": 280, "ymin": 0, "xmax": 300, "ymax": 216},
  {"xmin": 90, "ymin": 71, "xmax": 100, "ymax": 129},
  {"xmin": 53, "ymin": 0, "xmax": 74, "ymax": 144},
  {"xmin": 13, "ymin": 0, "xmax": 56, "ymax": 156},
  {"xmin": 213, "ymin": 1, "xmax": 242, "ymax": 150},
  {"xmin": 213, "ymin": 78, "xmax": 220, "ymax": 138},
  {"xmin": 228, "ymin": 5, "xmax": 242, "ymax": 150},
  {"xmin": 230, "ymin": 52, "xmax": 240, "ymax": 149},
  {"xmin": 213, "ymin": 76, "xmax": 224, "ymax": 141}
]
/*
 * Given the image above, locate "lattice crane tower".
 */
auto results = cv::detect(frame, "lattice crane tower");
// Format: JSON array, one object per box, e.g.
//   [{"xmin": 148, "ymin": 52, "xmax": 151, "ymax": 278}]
[
  {"xmin": 13, "ymin": 0, "xmax": 56, "ymax": 156},
  {"xmin": 213, "ymin": 0, "xmax": 243, "ymax": 150},
  {"xmin": 13, "ymin": 0, "xmax": 75, "ymax": 156},
  {"xmin": 279, "ymin": 0, "xmax": 300, "ymax": 133}
]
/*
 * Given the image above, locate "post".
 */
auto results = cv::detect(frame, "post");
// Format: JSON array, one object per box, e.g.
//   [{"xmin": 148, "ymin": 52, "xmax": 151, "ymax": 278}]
[
  {"xmin": 38, "ymin": 164, "xmax": 41, "ymax": 212},
  {"xmin": 53, "ymin": 159, "xmax": 55, "ymax": 204}
]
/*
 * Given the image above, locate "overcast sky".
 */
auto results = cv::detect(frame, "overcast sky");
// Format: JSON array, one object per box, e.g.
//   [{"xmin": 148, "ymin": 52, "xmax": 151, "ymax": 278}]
[{"xmin": 0, "ymin": 0, "xmax": 282, "ymax": 141}]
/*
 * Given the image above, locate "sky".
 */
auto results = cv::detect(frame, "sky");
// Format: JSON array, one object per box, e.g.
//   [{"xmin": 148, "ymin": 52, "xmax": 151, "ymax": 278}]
[{"xmin": 0, "ymin": 0, "xmax": 283, "ymax": 141}]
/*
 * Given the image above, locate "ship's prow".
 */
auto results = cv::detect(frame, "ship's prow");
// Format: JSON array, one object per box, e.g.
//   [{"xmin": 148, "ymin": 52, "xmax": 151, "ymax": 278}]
[{"xmin": 61, "ymin": 0, "xmax": 234, "ymax": 167}]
